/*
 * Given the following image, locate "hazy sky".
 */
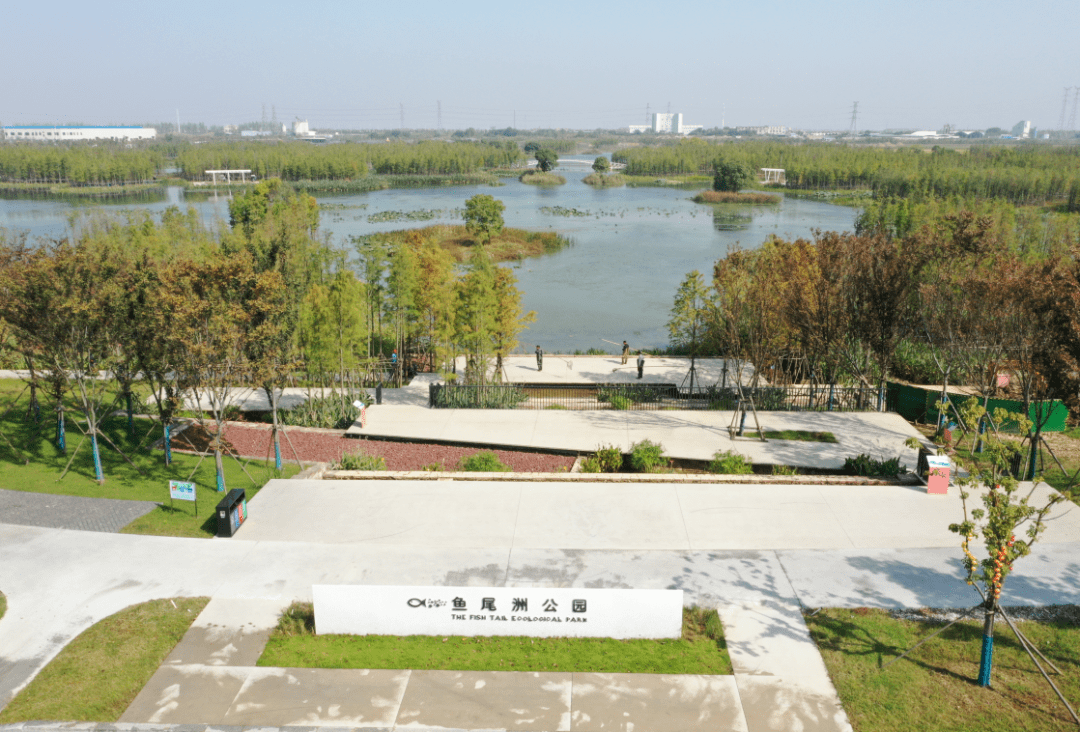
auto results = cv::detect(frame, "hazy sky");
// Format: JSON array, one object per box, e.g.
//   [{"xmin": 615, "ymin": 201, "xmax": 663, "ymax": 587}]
[{"xmin": 4, "ymin": 0, "xmax": 1078, "ymax": 132}]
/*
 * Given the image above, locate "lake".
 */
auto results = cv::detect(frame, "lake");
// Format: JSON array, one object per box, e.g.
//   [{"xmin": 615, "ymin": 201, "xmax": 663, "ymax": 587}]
[{"xmin": 0, "ymin": 156, "xmax": 856, "ymax": 352}]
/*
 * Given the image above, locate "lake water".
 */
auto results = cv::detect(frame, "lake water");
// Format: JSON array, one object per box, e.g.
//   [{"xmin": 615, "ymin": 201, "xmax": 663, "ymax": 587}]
[{"xmin": 0, "ymin": 156, "xmax": 856, "ymax": 352}]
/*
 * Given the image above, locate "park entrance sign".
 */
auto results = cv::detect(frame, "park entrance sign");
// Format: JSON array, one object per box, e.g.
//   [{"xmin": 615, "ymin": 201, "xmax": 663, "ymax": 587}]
[{"xmin": 313, "ymin": 585, "xmax": 683, "ymax": 639}]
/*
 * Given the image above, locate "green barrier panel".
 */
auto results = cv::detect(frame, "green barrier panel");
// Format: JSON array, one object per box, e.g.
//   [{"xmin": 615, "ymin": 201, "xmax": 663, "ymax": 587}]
[{"xmin": 889, "ymin": 382, "xmax": 1067, "ymax": 433}]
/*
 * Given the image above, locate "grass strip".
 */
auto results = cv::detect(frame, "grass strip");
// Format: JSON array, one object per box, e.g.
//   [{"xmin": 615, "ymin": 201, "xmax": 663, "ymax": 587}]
[
  {"xmin": 805, "ymin": 606, "xmax": 1080, "ymax": 732},
  {"xmin": 0, "ymin": 591, "xmax": 6, "ymax": 621},
  {"xmin": 746, "ymin": 430, "xmax": 838, "ymax": 443},
  {"xmin": 0, "ymin": 597, "xmax": 209, "ymax": 723},
  {"xmin": 259, "ymin": 603, "xmax": 731, "ymax": 675}
]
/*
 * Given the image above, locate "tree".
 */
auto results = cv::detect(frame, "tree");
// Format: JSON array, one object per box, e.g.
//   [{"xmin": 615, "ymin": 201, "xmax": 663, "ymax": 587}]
[
  {"xmin": 592, "ymin": 156, "xmax": 611, "ymax": 174},
  {"xmin": 534, "ymin": 149, "xmax": 558, "ymax": 173},
  {"xmin": 713, "ymin": 161, "xmax": 753, "ymax": 192},
  {"xmin": 668, "ymin": 270, "xmax": 714, "ymax": 393},
  {"xmin": 463, "ymin": 194, "xmax": 505, "ymax": 246},
  {"xmin": 948, "ymin": 440, "xmax": 1064, "ymax": 687},
  {"xmin": 490, "ymin": 267, "xmax": 535, "ymax": 379}
]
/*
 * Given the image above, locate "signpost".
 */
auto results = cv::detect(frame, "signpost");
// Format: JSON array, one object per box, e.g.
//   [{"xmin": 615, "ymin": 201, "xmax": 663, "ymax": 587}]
[
  {"xmin": 168, "ymin": 480, "xmax": 197, "ymax": 517},
  {"xmin": 313, "ymin": 585, "xmax": 683, "ymax": 639}
]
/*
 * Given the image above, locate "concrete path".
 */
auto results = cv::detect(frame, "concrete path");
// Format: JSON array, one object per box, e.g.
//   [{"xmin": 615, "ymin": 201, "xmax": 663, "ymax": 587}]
[
  {"xmin": 0, "ymin": 488, "xmax": 157, "ymax": 533},
  {"xmin": 347, "ymin": 407, "xmax": 926, "ymax": 471},
  {"xmin": 233, "ymin": 478, "xmax": 1080, "ymax": 551},
  {"xmin": 4, "ymin": 471, "xmax": 1080, "ymax": 730},
  {"xmin": 481, "ymin": 356, "xmax": 755, "ymax": 386}
]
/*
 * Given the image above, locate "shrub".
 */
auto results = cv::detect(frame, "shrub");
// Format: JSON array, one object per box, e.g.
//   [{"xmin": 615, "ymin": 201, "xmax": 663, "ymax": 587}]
[
  {"xmin": 431, "ymin": 385, "xmax": 528, "ymax": 409},
  {"xmin": 708, "ymin": 450, "xmax": 753, "ymax": 475},
  {"xmin": 630, "ymin": 440, "xmax": 667, "ymax": 473},
  {"xmin": 609, "ymin": 395, "xmax": 632, "ymax": 410},
  {"xmin": 335, "ymin": 451, "xmax": 387, "ymax": 471},
  {"xmin": 772, "ymin": 464, "xmax": 799, "ymax": 476},
  {"xmin": 459, "ymin": 450, "xmax": 511, "ymax": 472},
  {"xmin": 280, "ymin": 390, "xmax": 371, "ymax": 429},
  {"xmin": 595, "ymin": 445, "xmax": 624, "ymax": 473},
  {"xmin": 421, "ymin": 462, "xmax": 443, "ymax": 472},
  {"xmin": 579, "ymin": 456, "xmax": 602, "ymax": 473},
  {"xmin": 842, "ymin": 454, "xmax": 907, "ymax": 477}
]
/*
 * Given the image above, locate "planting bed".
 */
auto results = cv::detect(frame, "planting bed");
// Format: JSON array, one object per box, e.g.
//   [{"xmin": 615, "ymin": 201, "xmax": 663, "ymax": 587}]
[{"xmin": 170, "ymin": 421, "xmax": 576, "ymax": 473}]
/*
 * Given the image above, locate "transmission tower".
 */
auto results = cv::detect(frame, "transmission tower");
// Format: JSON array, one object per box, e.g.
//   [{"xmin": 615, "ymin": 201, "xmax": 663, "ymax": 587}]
[
  {"xmin": 1070, "ymin": 88, "xmax": 1080, "ymax": 132},
  {"xmin": 667, "ymin": 101, "xmax": 671, "ymax": 114},
  {"xmin": 1060, "ymin": 87, "xmax": 1072, "ymax": 131},
  {"xmin": 645, "ymin": 103, "xmax": 650, "ymax": 125},
  {"xmin": 437, "ymin": 100, "xmax": 442, "ymax": 130},
  {"xmin": 399, "ymin": 103, "xmax": 404, "ymax": 130},
  {"xmin": 848, "ymin": 101, "xmax": 859, "ymax": 136}
]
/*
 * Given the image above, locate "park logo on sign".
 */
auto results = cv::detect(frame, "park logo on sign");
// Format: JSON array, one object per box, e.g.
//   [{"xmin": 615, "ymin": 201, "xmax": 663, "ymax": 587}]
[{"xmin": 168, "ymin": 480, "xmax": 196, "ymax": 502}]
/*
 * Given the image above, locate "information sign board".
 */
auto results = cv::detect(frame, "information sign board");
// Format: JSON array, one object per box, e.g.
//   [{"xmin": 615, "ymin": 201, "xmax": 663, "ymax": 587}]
[
  {"xmin": 169, "ymin": 480, "xmax": 196, "ymax": 502},
  {"xmin": 313, "ymin": 585, "xmax": 683, "ymax": 639}
]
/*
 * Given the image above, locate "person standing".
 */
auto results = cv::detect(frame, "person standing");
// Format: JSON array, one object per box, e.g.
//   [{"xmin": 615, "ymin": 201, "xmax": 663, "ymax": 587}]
[
  {"xmin": 535, "ymin": 345, "xmax": 543, "ymax": 371},
  {"xmin": 636, "ymin": 350, "xmax": 645, "ymax": 379},
  {"xmin": 621, "ymin": 340, "xmax": 630, "ymax": 364}
]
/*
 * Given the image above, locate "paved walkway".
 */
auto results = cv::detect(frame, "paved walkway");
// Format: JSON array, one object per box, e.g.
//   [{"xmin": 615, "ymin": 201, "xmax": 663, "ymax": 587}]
[
  {"xmin": 0, "ymin": 489, "xmax": 157, "ymax": 533},
  {"xmin": 3, "ymin": 474, "xmax": 1080, "ymax": 731}
]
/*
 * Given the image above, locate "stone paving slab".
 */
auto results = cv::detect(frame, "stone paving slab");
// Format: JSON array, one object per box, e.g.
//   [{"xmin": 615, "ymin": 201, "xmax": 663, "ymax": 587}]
[
  {"xmin": 396, "ymin": 670, "xmax": 570, "ymax": 731},
  {"xmin": 0, "ymin": 489, "xmax": 157, "ymax": 533},
  {"xmin": 570, "ymin": 673, "xmax": 747, "ymax": 731}
]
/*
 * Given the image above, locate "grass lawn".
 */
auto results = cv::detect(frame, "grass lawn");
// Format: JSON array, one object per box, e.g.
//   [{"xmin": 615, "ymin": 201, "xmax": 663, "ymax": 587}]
[
  {"xmin": 0, "ymin": 591, "xmax": 6, "ymax": 621},
  {"xmin": 913, "ymin": 421, "xmax": 1080, "ymax": 501},
  {"xmin": 0, "ymin": 597, "xmax": 209, "ymax": 723},
  {"xmin": 805, "ymin": 607, "xmax": 1080, "ymax": 732},
  {"xmin": 259, "ymin": 603, "xmax": 732, "ymax": 675},
  {"xmin": 0, "ymin": 378, "xmax": 297, "ymax": 537},
  {"xmin": 746, "ymin": 430, "xmax": 839, "ymax": 443}
]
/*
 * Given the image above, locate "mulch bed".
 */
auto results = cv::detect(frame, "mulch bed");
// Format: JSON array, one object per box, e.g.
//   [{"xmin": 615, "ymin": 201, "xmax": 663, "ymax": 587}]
[{"xmin": 170, "ymin": 421, "xmax": 576, "ymax": 473}]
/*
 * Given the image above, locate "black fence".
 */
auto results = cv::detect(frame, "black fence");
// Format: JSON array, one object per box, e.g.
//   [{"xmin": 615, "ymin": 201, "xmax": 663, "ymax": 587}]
[{"xmin": 428, "ymin": 383, "xmax": 892, "ymax": 412}]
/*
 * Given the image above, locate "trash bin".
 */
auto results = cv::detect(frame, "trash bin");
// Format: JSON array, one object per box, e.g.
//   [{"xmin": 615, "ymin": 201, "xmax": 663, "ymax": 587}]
[
  {"xmin": 926, "ymin": 455, "xmax": 950, "ymax": 495},
  {"xmin": 215, "ymin": 488, "xmax": 248, "ymax": 537}
]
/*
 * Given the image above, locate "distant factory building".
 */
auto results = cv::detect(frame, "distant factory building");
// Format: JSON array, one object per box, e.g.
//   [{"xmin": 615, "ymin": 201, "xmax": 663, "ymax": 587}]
[
  {"xmin": 629, "ymin": 113, "xmax": 702, "ymax": 135},
  {"xmin": 1, "ymin": 125, "xmax": 156, "ymax": 142}
]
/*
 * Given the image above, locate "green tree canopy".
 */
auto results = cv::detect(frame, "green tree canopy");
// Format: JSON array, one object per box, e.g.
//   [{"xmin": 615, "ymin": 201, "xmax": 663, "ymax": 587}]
[
  {"xmin": 535, "ymin": 149, "xmax": 558, "ymax": 173},
  {"xmin": 713, "ymin": 161, "xmax": 753, "ymax": 192},
  {"xmin": 592, "ymin": 156, "xmax": 611, "ymax": 174},
  {"xmin": 463, "ymin": 194, "xmax": 506, "ymax": 245}
]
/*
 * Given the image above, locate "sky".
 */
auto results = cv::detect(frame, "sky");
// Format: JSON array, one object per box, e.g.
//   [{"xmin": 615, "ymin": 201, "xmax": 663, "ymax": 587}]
[{"xmin": 4, "ymin": 0, "xmax": 1079, "ymax": 133}]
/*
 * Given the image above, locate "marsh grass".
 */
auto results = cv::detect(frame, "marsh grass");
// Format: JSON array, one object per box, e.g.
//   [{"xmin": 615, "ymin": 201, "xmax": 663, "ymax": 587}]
[
  {"xmin": 693, "ymin": 190, "xmax": 780, "ymax": 204},
  {"xmin": 519, "ymin": 171, "xmax": 567, "ymax": 186}
]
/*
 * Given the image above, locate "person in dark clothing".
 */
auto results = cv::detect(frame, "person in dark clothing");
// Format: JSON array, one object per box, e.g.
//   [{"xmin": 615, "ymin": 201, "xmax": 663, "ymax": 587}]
[
  {"xmin": 621, "ymin": 341, "xmax": 630, "ymax": 364},
  {"xmin": 535, "ymin": 345, "xmax": 543, "ymax": 371},
  {"xmin": 636, "ymin": 350, "xmax": 645, "ymax": 379}
]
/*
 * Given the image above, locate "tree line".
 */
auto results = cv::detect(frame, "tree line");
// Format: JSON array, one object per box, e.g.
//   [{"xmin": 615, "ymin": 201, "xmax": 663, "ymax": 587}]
[
  {"xmin": 668, "ymin": 207, "xmax": 1080, "ymax": 479},
  {"xmin": 0, "ymin": 183, "xmax": 534, "ymax": 490},
  {"xmin": 613, "ymin": 139, "xmax": 1080, "ymax": 207}
]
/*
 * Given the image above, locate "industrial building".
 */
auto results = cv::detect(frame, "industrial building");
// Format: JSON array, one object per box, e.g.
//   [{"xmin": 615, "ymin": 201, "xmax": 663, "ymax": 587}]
[
  {"xmin": 629, "ymin": 113, "xmax": 702, "ymax": 135},
  {"xmin": 1, "ymin": 125, "xmax": 156, "ymax": 142}
]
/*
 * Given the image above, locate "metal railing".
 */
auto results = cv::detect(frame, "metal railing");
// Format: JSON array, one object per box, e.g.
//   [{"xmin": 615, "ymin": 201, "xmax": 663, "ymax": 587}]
[{"xmin": 428, "ymin": 383, "xmax": 891, "ymax": 411}]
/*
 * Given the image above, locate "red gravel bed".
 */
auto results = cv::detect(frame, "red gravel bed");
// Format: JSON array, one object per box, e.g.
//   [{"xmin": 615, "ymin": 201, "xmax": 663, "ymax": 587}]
[{"xmin": 173, "ymin": 421, "xmax": 576, "ymax": 472}]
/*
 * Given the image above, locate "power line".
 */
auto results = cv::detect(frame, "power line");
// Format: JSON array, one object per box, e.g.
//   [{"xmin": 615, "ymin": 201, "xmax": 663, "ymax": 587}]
[{"xmin": 1060, "ymin": 87, "xmax": 1072, "ymax": 131}]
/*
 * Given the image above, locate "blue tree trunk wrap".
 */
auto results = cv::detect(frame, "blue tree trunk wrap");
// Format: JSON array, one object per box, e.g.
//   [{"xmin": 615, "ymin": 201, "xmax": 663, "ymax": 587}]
[
  {"xmin": 977, "ymin": 634, "xmax": 995, "ymax": 686},
  {"xmin": 977, "ymin": 605, "xmax": 996, "ymax": 687},
  {"xmin": 215, "ymin": 449, "xmax": 225, "ymax": 493},
  {"xmin": 56, "ymin": 410, "xmax": 65, "ymax": 453},
  {"xmin": 274, "ymin": 436, "xmax": 282, "ymax": 471},
  {"xmin": 91, "ymin": 431, "xmax": 103, "ymax": 483},
  {"xmin": 126, "ymin": 393, "xmax": 134, "ymax": 436},
  {"xmin": 164, "ymin": 423, "xmax": 172, "ymax": 465}
]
